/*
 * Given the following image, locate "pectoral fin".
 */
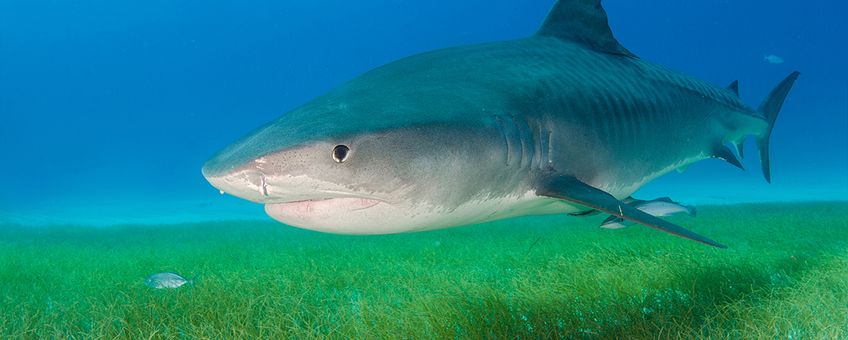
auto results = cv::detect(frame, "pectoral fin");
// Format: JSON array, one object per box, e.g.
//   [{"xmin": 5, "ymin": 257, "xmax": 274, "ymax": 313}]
[{"xmin": 536, "ymin": 176, "xmax": 726, "ymax": 248}]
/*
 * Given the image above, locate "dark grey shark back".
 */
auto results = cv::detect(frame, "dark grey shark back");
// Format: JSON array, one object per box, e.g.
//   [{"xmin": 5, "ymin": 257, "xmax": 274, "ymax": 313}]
[{"xmin": 206, "ymin": 36, "xmax": 755, "ymax": 177}]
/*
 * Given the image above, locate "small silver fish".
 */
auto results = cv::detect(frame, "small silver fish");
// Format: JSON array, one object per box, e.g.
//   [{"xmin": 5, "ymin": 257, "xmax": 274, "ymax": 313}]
[
  {"xmin": 600, "ymin": 197, "xmax": 696, "ymax": 229},
  {"xmin": 144, "ymin": 272, "xmax": 194, "ymax": 289},
  {"xmin": 764, "ymin": 54, "xmax": 785, "ymax": 64}
]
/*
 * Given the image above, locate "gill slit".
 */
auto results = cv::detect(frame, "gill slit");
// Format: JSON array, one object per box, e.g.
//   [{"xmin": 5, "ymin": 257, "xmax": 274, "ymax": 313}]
[
  {"xmin": 507, "ymin": 114, "xmax": 527, "ymax": 169},
  {"xmin": 541, "ymin": 124, "xmax": 553, "ymax": 170},
  {"xmin": 530, "ymin": 119, "xmax": 542, "ymax": 170},
  {"xmin": 493, "ymin": 115, "xmax": 511, "ymax": 167}
]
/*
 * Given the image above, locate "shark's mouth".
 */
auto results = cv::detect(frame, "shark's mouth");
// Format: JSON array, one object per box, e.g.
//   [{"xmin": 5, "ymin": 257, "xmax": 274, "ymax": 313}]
[{"xmin": 265, "ymin": 197, "xmax": 383, "ymax": 218}]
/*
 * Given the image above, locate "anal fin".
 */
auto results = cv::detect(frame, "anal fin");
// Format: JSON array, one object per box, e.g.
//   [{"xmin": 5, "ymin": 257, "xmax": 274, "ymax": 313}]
[
  {"xmin": 714, "ymin": 144, "xmax": 744, "ymax": 170},
  {"xmin": 537, "ymin": 176, "xmax": 726, "ymax": 248},
  {"xmin": 732, "ymin": 140, "xmax": 745, "ymax": 159}
]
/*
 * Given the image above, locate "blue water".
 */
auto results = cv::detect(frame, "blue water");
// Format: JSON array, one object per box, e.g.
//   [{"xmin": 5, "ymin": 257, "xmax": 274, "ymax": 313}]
[{"xmin": 1, "ymin": 0, "xmax": 846, "ymax": 225}]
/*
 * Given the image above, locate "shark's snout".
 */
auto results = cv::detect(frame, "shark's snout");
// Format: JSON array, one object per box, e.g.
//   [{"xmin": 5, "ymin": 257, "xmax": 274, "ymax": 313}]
[
  {"xmin": 201, "ymin": 136, "xmax": 275, "ymax": 203},
  {"xmin": 202, "ymin": 162, "xmax": 269, "ymax": 203}
]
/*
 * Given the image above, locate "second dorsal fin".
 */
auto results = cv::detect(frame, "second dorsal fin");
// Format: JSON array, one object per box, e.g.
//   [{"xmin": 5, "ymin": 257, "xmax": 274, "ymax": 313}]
[
  {"xmin": 727, "ymin": 80, "xmax": 740, "ymax": 96},
  {"xmin": 536, "ymin": 0, "xmax": 637, "ymax": 58}
]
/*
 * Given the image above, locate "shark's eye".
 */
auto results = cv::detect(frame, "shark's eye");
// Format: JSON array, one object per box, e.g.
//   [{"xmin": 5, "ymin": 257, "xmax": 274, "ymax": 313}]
[{"xmin": 332, "ymin": 145, "xmax": 350, "ymax": 163}]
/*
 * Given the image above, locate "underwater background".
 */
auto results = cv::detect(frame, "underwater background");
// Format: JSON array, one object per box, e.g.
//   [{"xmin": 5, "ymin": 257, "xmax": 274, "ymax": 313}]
[
  {"xmin": 1, "ymin": 0, "xmax": 846, "ymax": 224},
  {"xmin": 1, "ymin": 0, "xmax": 847, "ymax": 338}
]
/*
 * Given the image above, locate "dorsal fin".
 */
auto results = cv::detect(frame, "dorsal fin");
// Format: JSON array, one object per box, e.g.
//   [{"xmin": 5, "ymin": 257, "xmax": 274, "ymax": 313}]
[
  {"xmin": 727, "ymin": 80, "xmax": 739, "ymax": 96},
  {"xmin": 536, "ymin": 0, "xmax": 637, "ymax": 58}
]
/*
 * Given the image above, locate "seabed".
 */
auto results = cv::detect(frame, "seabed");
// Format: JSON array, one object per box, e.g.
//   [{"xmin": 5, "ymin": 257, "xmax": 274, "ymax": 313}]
[{"xmin": 1, "ymin": 202, "xmax": 846, "ymax": 338}]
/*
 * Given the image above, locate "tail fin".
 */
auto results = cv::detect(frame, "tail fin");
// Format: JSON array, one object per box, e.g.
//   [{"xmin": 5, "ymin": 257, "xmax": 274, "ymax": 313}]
[{"xmin": 757, "ymin": 71, "xmax": 800, "ymax": 183}]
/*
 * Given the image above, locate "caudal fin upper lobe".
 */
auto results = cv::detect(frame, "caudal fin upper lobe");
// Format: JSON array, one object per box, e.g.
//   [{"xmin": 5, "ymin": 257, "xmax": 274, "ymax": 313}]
[{"xmin": 756, "ymin": 71, "xmax": 800, "ymax": 183}]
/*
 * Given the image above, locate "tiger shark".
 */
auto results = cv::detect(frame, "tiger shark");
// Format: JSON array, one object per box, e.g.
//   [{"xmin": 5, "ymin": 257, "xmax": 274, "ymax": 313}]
[{"xmin": 202, "ymin": 0, "xmax": 799, "ymax": 248}]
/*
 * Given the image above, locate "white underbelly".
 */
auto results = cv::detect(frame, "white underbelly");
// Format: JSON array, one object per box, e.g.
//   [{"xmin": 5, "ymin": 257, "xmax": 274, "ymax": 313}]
[{"xmin": 265, "ymin": 190, "xmax": 581, "ymax": 235}]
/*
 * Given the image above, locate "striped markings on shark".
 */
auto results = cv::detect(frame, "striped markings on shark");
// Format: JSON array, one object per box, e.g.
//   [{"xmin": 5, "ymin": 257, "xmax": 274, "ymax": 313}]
[{"xmin": 202, "ymin": 0, "xmax": 800, "ymax": 248}]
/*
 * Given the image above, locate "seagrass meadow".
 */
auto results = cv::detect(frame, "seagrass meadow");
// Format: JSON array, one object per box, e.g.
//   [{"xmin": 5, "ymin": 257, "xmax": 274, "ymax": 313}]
[{"xmin": 1, "ymin": 202, "xmax": 846, "ymax": 338}]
